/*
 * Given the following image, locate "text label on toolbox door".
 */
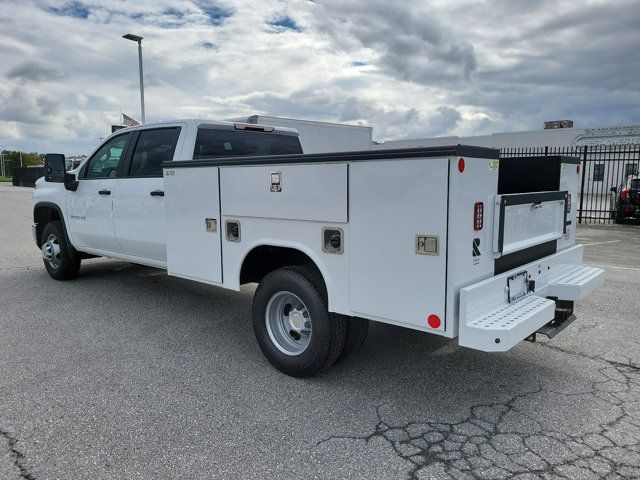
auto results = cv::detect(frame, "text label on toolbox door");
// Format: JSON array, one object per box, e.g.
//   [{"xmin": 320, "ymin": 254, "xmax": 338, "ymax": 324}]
[{"xmin": 270, "ymin": 172, "xmax": 282, "ymax": 192}]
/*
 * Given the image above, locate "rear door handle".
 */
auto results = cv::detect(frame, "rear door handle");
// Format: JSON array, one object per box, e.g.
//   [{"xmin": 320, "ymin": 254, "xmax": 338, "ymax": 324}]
[
  {"xmin": 98, "ymin": 189, "xmax": 111, "ymax": 195},
  {"xmin": 150, "ymin": 190, "xmax": 165, "ymax": 197}
]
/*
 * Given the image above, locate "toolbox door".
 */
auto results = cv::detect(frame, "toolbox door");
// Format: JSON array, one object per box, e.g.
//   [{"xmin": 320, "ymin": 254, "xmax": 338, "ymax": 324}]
[
  {"xmin": 164, "ymin": 166, "xmax": 222, "ymax": 284},
  {"xmin": 349, "ymin": 158, "xmax": 449, "ymax": 331}
]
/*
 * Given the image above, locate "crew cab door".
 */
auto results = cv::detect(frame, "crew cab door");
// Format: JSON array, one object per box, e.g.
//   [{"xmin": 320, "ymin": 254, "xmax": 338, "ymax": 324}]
[
  {"xmin": 112, "ymin": 126, "xmax": 183, "ymax": 262},
  {"xmin": 67, "ymin": 132, "xmax": 132, "ymax": 252}
]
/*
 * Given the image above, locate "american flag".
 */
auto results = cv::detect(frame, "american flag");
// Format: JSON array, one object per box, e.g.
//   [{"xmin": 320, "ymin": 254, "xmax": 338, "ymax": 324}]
[{"xmin": 122, "ymin": 113, "xmax": 140, "ymax": 126}]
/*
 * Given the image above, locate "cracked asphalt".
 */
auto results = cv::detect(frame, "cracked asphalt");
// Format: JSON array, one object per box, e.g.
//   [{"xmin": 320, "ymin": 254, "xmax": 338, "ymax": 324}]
[{"xmin": 1, "ymin": 182, "xmax": 639, "ymax": 479}]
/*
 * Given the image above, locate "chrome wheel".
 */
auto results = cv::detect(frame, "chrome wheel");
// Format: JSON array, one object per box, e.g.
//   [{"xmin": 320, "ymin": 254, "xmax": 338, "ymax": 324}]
[
  {"xmin": 42, "ymin": 233, "xmax": 62, "ymax": 269},
  {"xmin": 265, "ymin": 291, "xmax": 312, "ymax": 356}
]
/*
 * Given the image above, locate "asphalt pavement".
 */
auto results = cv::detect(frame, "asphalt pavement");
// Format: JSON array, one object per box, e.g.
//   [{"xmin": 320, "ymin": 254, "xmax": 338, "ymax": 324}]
[{"xmin": 1, "ymin": 182, "xmax": 639, "ymax": 479}]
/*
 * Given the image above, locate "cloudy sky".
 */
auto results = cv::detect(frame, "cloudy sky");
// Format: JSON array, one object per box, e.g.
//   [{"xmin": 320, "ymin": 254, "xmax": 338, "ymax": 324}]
[{"xmin": 0, "ymin": 0, "xmax": 638, "ymax": 155}]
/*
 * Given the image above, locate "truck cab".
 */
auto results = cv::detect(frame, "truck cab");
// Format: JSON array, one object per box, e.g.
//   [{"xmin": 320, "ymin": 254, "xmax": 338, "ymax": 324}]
[{"xmin": 33, "ymin": 119, "xmax": 302, "ymax": 269}]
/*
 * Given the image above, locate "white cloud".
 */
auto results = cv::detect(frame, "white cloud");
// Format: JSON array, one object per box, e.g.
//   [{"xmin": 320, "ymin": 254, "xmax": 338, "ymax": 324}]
[{"xmin": 0, "ymin": 0, "xmax": 638, "ymax": 154}]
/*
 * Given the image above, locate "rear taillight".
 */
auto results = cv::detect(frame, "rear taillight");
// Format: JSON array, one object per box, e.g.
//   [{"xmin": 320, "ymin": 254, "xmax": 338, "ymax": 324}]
[
  {"xmin": 621, "ymin": 188, "xmax": 631, "ymax": 199},
  {"xmin": 566, "ymin": 193, "xmax": 571, "ymax": 213},
  {"xmin": 474, "ymin": 202, "xmax": 484, "ymax": 231}
]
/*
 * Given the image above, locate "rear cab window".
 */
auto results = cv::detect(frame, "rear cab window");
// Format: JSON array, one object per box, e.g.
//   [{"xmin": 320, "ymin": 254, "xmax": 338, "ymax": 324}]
[
  {"xmin": 193, "ymin": 127, "xmax": 302, "ymax": 159},
  {"xmin": 128, "ymin": 127, "xmax": 181, "ymax": 177}
]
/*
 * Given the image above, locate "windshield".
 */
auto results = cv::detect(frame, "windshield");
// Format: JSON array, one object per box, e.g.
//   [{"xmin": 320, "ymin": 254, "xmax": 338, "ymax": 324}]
[{"xmin": 193, "ymin": 128, "xmax": 302, "ymax": 159}]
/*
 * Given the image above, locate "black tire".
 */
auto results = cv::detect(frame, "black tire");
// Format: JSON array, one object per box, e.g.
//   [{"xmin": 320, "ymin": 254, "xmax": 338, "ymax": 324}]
[
  {"xmin": 614, "ymin": 209, "xmax": 624, "ymax": 224},
  {"xmin": 335, "ymin": 317, "xmax": 369, "ymax": 364},
  {"xmin": 252, "ymin": 265, "xmax": 346, "ymax": 377},
  {"xmin": 41, "ymin": 221, "xmax": 81, "ymax": 280}
]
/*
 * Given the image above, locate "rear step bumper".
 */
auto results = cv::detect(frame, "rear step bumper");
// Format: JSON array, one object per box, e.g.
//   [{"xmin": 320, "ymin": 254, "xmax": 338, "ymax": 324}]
[{"xmin": 458, "ymin": 245, "xmax": 604, "ymax": 352}]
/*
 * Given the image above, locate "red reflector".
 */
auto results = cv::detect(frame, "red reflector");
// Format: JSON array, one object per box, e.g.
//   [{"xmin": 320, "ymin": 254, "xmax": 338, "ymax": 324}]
[
  {"xmin": 474, "ymin": 202, "xmax": 484, "ymax": 231},
  {"xmin": 458, "ymin": 158, "xmax": 465, "ymax": 173},
  {"xmin": 621, "ymin": 188, "xmax": 630, "ymax": 199},
  {"xmin": 576, "ymin": 164, "xmax": 580, "ymax": 174},
  {"xmin": 427, "ymin": 314, "xmax": 441, "ymax": 329}
]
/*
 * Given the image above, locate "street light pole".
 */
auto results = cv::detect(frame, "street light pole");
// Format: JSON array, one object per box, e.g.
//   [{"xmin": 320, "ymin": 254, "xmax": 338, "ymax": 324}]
[{"xmin": 122, "ymin": 33, "xmax": 145, "ymax": 124}]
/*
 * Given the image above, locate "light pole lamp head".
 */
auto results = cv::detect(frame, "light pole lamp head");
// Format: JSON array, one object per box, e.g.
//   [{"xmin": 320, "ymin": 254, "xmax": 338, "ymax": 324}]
[{"xmin": 123, "ymin": 33, "xmax": 143, "ymax": 43}]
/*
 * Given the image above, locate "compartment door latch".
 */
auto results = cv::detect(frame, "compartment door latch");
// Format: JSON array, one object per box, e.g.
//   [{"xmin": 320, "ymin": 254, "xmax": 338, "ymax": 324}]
[{"xmin": 416, "ymin": 235, "xmax": 439, "ymax": 255}]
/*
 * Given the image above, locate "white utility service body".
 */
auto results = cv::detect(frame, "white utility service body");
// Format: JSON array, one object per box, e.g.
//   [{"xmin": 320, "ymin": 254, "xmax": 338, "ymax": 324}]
[
  {"xmin": 163, "ymin": 147, "xmax": 603, "ymax": 352},
  {"xmin": 33, "ymin": 119, "xmax": 604, "ymax": 375}
]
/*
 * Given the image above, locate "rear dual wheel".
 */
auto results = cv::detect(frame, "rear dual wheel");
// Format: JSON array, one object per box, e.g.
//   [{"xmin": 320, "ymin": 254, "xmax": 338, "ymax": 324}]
[{"xmin": 252, "ymin": 265, "xmax": 368, "ymax": 377}]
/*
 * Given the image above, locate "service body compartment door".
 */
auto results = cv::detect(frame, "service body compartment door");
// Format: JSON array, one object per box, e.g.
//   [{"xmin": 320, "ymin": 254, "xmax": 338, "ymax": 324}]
[
  {"xmin": 164, "ymin": 166, "xmax": 222, "ymax": 284},
  {"xmin": 349, "ymin": 158, "xmax": 448, "ymax": 331},
  {"xmin": 220, "ymin": 163, "xmax": 347, "ymax": 223},
  {"xmin": 493, "ymin": 191, "xmax": 567, "ymax": 256}
]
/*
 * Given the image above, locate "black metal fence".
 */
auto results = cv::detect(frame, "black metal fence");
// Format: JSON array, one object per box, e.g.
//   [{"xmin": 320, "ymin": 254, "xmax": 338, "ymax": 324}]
[{"xmin": 501, "ymin": 145, "xmax": 640, "ymax": 224}]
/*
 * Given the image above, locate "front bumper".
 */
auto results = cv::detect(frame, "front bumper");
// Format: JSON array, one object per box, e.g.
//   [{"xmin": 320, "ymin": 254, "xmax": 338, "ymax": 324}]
[{"xmin": 458, "ymin": 245, "xmax": 604, "ymax": 352}]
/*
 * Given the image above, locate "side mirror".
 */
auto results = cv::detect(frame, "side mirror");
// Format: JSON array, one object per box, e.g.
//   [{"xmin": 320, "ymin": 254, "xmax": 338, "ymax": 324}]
[
  {"xmin": 64, "ymin": 172, "xmax": 79, "ymax": 192},
  {"xmin": 44, "ymin": 153, "xmax": 66, "ymax": 183},
  {"xmin": 610, "ymin": 187, "xmax": 617, "ymax": 193}
]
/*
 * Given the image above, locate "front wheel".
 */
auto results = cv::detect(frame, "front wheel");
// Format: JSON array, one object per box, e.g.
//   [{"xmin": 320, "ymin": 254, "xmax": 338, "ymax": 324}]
[
  {"xmin": 252, "ymin": 266, "xmax": 346, "ymax": 377},
  {"xmin": 41, "ymin": 221, "xmax": 81, "ymax": 280}
]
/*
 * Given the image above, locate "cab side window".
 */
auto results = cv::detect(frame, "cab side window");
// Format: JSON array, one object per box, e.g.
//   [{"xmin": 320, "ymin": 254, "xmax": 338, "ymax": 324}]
[
  {"xmin": 85, "ymin": 133, "xmax": 131, "ymax": 179},
  {"xmin": 128, "ymin": 128, "xmax": 180, "ymax": 177}
]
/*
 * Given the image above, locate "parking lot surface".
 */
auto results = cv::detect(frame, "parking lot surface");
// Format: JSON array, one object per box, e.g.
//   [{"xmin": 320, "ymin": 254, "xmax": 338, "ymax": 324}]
[{"xmin": 1, "ymin": 182, "xmax": 639, "ymax": 479}]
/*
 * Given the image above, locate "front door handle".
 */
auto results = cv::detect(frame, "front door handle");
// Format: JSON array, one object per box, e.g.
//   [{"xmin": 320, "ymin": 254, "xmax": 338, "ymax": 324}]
[
  {"xmin": 150, "ymin": 190, "xmax": 165, "ymax": 197},
  {"xmin": 98, "ymin": 189, "xmax": 111, "ymax": 195}
]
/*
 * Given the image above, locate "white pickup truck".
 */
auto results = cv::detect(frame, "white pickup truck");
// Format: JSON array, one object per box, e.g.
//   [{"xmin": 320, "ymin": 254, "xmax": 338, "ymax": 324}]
[{"xmin": 33, "ymin": 118, "xmax": 605, "ymax": 376}]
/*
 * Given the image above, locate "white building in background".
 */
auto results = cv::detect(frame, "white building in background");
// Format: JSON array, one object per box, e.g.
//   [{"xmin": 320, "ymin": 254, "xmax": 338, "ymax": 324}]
[
  {"xmin": 228, "ymin": 116, "xmax": 640, "ymax": 152},
  {"xmin": 373, "ymin": 122, "xmax": 640, "ymax": 195},
  {"xmin": 372, "ymin": 123, "xmax": 640, "ymax": 150}
]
